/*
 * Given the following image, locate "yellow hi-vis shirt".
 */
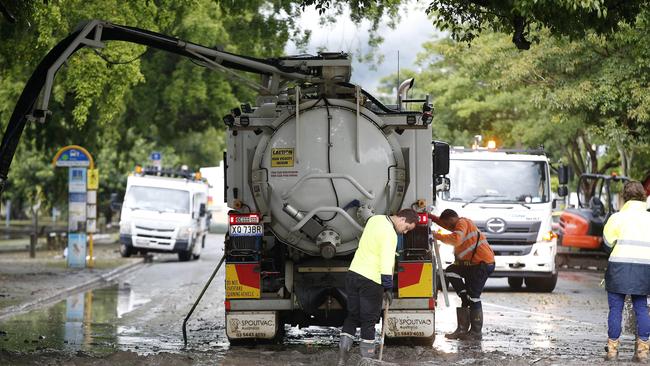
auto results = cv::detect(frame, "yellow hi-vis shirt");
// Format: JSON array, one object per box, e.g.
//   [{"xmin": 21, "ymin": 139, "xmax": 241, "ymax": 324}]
[
  {"xmin": 603, "ymin": 200, "xmax": 650, "ymax": 295},
  {"xmin": 603, "ymin": 200, "xmax": 650, "ymax": 259},
  {"xmin": 348, "ymin": 215, "xmax": 398, "ymax": 285}
]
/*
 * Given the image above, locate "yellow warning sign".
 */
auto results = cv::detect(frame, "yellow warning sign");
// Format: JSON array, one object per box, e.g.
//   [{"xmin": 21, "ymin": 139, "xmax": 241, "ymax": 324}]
[
  {"xmin": 271, "ymin": 148, "xmax": 294, "ymax": 168},
  {"xmin": 225, "ymin": 263, "xmax": 260, "ymax": 299},
  {"xmin": 87, "ymin": 169, "xmax": 99, "ymax": 190}
]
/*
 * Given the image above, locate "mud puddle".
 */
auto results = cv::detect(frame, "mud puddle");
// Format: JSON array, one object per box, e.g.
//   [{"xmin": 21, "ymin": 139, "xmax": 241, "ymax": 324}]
[{"xmin": 0, "ymin": 283, "xmax": 153, "ymax": 355}]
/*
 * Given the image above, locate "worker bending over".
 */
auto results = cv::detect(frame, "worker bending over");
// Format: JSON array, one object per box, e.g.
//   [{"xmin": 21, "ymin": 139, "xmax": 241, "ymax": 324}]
[
  {"xmin": 337, "ymin": 209, "xmax": 418, "ymax": 364},
  {"xmin": 430, "ymin": 209, "xmax": 495, "ymax": 340}
]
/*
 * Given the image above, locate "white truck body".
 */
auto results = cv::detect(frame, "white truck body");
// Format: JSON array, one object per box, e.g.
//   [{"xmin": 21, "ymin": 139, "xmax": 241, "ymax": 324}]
[
  {"xmin": 119, "ymin": 173, "xmax": 210, "ymax": 261},
  {"xmin": 200, "ymin": 163, "xmax": 229, "ymax": 232},
  {"xmin": 434, "ymin": 148, "xmax": 557, "ymax": 291}
]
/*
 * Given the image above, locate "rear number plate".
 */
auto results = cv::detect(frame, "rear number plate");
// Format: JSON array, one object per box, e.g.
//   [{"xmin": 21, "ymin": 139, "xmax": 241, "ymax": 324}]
[{"xmin": 230, "ymin": 224, "xmax": 263, "ymax": 237}]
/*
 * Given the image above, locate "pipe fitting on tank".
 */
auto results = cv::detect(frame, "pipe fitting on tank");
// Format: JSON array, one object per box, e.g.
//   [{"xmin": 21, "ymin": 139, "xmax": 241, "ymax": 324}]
[
  {"xmin": 317, "ymin": 229, "xmax": 340, "ymax": 259},
  {"xmin": 283, "ymin": 203, "xmax": 305, "ymax": 221},
  {"xmin": 356, "ymin": 203, "xmax": 375, "ymax": 225}
]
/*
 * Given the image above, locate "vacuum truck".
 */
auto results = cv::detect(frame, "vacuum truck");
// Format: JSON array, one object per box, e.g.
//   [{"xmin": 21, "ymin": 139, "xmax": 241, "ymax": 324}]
[
  {"xmin": 222, "ymin": 75, "xmax": 450, "ymax": 344},
  {"xmin": 0, "ymin": 20, "xmax": 450, "ymax": 345}
]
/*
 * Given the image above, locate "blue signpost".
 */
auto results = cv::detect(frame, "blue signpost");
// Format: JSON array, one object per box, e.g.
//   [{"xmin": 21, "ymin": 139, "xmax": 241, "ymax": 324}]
[{"xmin": 150, "ymin": 151, "xmax": 161, "ymax": 169}]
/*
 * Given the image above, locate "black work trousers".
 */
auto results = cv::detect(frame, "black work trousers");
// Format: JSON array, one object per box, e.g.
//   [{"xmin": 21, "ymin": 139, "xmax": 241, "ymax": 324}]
[
  {"xmin": 445, "ymin": 262, "xmax": 495, "ymax": 310},
  {"xmin": 342, "ymin": 270, "xmax": 383, "ymax": 341}
]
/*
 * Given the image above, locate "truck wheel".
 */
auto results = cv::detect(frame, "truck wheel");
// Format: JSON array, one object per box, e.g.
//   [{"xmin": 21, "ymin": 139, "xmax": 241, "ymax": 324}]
[
  {"xmin": 508, "ymin": 277, "xmax": 524, "ymax": 291},
  {"xmin": 178, "ymin": 250, "xmax": 192, "ymax": 262},
  {"xmin": 119, "ymin": 243, "xmax": 133, "ymax": 258},
  {"xmin": 525, "ymin": 273, "xmax": 558, "ymax": 293}
]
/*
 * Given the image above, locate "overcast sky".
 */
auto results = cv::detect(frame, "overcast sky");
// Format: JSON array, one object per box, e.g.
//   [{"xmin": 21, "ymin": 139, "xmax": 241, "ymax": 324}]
[{"xmin": 285, "ymin": 1, "xmax": 445, "ymax": 99}]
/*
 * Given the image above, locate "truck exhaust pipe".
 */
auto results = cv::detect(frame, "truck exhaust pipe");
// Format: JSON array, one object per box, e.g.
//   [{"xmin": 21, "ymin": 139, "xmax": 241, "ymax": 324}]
[{"xmin": 397, "ymin": 78, "xmax": 415, "ymax": 109}]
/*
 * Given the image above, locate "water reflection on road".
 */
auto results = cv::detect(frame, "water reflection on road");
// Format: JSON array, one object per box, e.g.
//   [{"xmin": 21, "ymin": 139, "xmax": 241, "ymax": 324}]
[{"xmin": 0, "ymin": 283, "xmax": 152, "ymax": 354}]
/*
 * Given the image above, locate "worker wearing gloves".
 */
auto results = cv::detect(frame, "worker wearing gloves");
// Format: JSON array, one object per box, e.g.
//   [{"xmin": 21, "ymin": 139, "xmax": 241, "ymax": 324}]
[
  {"xmin": 337, "ymin": 209, "xmax": 418, "ymax": 364},
  {"xmin": 602, "ymin": 181, "xmax": 650, "ymax": 362},
  {"xmin": 430, "ymin": 209, "xmax": 495, "ymax": 341}
]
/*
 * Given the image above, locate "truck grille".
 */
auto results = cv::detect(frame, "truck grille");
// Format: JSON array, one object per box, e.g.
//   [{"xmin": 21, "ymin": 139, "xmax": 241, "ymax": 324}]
[
  {"xmin": 133, "ymin": 225, "xmax": 175, "ymax": 245},
  {"xmin": 476, "ymin": 220, "xmax": 541, "ymax": 246},
  {"xmin": 135, "ymin": 225, "xmax": 174, "ymax": 232}
]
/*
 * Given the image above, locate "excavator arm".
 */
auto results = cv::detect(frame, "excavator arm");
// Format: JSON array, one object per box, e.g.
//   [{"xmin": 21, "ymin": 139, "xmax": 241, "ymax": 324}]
[{"xmin": 0, "ymin": 19, "xmax": 351, "ymax": 194}]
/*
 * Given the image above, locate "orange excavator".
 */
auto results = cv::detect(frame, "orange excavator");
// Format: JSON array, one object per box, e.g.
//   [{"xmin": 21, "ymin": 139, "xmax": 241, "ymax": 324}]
[{"xmin": 556, "ymin": 173, "xmax": 629, "ymax": 269}]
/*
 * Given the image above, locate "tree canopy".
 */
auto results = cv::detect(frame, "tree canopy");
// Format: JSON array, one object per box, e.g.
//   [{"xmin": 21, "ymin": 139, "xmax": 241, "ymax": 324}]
[
  {"xmin": 381, "ymin": 7, "xmax": 650, "ymax": 181},
  {"xmin": 300, "ymin": 0, "xmax": 650, "ymax": 49},
  {"xmin": 0, "ymin": 0, "xmax": 299, "ymax": 218}
]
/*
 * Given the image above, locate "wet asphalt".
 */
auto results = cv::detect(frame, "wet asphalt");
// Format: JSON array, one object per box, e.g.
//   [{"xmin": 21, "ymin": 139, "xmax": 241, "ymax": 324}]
[{"xmin": 0, "ymin": 234, "xmax": 643, "ymax": 365}]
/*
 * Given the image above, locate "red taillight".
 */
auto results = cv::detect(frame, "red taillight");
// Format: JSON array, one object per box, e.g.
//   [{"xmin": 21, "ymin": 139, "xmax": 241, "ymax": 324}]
[
  {"xmin": 224, "ymin": 300, "xmax": 231, "ymax": 311},
  {"xmin": 428, "ymin": 297, "xmax": 436, "ymax": 310},
  {"xmin": 229, "ymin": 213, "xmax": 260, "ymax": 225},
  {"xmin": 417, "ymin": 213, "xmax": 428, "ymax": 225}
]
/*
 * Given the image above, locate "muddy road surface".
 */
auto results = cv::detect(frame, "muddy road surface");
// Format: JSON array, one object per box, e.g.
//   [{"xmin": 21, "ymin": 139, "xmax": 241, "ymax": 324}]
[{"xmin": 0, "ymin": 234, "xmax": 640, "ymax": 365}]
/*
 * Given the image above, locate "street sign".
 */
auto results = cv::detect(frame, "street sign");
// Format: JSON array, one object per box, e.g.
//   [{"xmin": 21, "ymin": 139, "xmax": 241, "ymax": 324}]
[
  {"xmin": 53, "ymin": 145, "xmax": 96, "ymax": 268},
  {"xmin": 67, "ymin": 233, "xmax": 87, "ymax": 268},
  {"xmin": 150, "ymin": 151, "xmax": 162, "ymax": 169},
  {"xmin": 87, "ymin": 168, "xmax": 99, "ymax": 190},
  {"xmin": 53, "ymin": 146, "xmax": 93, "ymax": 167},
  {"xmin": 69, "ymin": 167, "xmax": 87, "ymax": 193}
]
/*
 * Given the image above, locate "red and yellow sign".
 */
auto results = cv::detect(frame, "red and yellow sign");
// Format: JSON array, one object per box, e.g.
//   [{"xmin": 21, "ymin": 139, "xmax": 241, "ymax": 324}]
[
  {"xmin": 225, "ymin": 263, "xmax": 260, "ymax": 299},
  {"xmin": 398, "ymin": 262, "xmax": 433, "ymax": 298}
]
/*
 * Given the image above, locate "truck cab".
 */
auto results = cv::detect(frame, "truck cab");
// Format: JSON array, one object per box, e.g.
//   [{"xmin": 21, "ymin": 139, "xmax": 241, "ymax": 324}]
[
  {"xmin": 119, "ymin": 167, "xmax": 210, "ymax": 262},
  {"xmin": 434, "ymin": 146, "xmax": 558, "ymax": 292}
]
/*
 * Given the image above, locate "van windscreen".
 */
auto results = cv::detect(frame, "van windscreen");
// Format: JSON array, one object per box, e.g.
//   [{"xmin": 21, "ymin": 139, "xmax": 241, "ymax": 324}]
[{"xmin": 124, "ymin": 186, "xmax": 190, "ymax": 213}]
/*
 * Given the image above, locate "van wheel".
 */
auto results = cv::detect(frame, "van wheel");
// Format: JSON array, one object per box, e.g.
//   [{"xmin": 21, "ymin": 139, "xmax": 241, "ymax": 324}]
[
  {"xmin": 178, "ymin": 250, "xmax": 192, "ymax": 262},
  {"xmin": 120, "ymin": 243, "xmax": 133, "ymax": 258},
  {"xmin": 525, "ymin": 273, "xmax": 558, "ymax": 293},
  {"xmin": 508, "ymin": 277, "xmax": 524, "ymax": 290}
]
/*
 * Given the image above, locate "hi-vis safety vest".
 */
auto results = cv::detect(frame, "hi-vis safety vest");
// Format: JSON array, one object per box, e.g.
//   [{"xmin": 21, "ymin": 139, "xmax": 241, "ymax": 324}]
[
  {"xmin": 603, "ymin": 200, "xmax": 650, "ymax": 295},
  {"xmin": 438, "ymin": 218, "xmax": 495, "ymax": 265},
  {"xmin": 349, "ymin": 215, "xmax": 397, "ymax": 285}
]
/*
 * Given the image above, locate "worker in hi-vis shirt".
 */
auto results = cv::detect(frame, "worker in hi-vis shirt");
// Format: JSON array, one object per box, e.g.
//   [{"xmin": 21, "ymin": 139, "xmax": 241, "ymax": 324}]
[
  {"xmin": 430, "ymin": 208, "xmax": 495, "ymax": 341},
  {"xmin": 337, "ymin": 209, "xmax": 418, "ymax": 364}
]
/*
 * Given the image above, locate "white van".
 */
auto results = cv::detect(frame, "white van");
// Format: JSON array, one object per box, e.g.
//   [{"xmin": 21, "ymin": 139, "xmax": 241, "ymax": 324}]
[{"xmin": 119, "ymin": 167, "xmax": 210, "ymax": 261}]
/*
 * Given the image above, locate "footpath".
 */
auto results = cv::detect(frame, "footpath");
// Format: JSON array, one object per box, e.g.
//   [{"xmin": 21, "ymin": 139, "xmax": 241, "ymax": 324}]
[{"xmin": 0, "ymin": 241, "xmax": 144, "ymax": 320}]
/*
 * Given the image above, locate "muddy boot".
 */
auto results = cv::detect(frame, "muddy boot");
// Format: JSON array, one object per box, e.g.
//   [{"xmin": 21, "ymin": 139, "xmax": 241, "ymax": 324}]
[
  {"xmin": 337, "ymin": 333, "xmax": 354, "ymax": 366},
  {"xmin": 460, "ymin": 307, "xmax": 483, "ymax": 341},
  {"xmin": 359, "ymin": 340, "xmax": 376, "ymax": 360},
  {"xmin": 633, "ymin": 338, "xmax": 650, "ymax": 363},
  {"xmin": 604, "ymin": 338, "xmax": 619, "ymax": 361},
  {"xmin": 445, "ymin": 307, "xmax": 470, "ymax": 339}
]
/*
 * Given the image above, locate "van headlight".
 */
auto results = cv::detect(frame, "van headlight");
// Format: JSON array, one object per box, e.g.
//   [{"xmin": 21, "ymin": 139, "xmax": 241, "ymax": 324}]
[
  {"xmin": 120, "ymin": 222, "xmax": 131, "ymax": 235},
  {"xmin": 177, "ymin": 226, "xmax": 193, "ymax": 240}
]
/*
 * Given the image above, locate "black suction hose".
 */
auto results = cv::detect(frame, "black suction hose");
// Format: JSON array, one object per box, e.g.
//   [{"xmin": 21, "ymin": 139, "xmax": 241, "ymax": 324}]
[{"xmin": 182, "ymin": 254, "xmax": 226, "ymax": 347}]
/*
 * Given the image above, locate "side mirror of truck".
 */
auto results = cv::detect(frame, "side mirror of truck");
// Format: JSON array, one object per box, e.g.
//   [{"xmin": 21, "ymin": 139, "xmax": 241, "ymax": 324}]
[
  {"xmin": 432, "ymin": 140, "xmax": 450, "ymax": 176},
  {"xmin": 557, "ymin": 185, "xmax": 568, "ymax": 197},
  {"xmin": 199, "ymin": 203, "xmax": 207, "ymax": 217},
  {"xmin": 558, "ymin": 165, "xmax": 570, "ymax": 185}
]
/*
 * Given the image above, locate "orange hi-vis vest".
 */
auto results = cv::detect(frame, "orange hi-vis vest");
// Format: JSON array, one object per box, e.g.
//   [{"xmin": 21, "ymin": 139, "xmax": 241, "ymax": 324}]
[{"xmin": 439, "ymin": 217, "xmax": 495, "ymax": 265}]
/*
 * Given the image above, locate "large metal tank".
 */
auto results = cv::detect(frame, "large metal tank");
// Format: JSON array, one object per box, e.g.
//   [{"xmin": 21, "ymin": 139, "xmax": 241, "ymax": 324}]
[{"xmin": 251, "ymin": 99, "xmax": 407, "ymax": 257}]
